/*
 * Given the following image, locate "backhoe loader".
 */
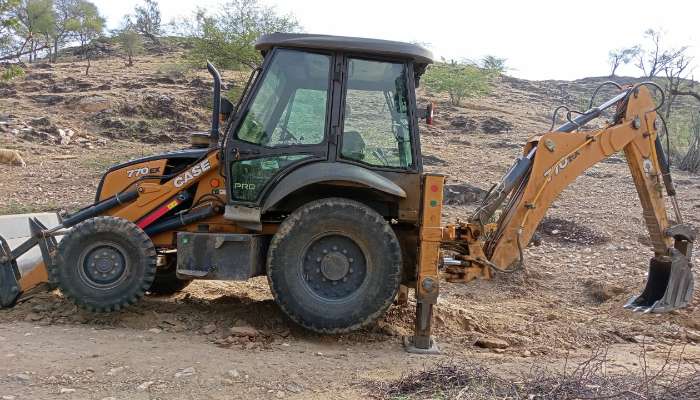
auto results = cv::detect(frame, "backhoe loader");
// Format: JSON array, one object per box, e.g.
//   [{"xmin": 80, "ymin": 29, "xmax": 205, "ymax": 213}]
[{"xmin": 0, "ymin": 33, "xmax": 694, "ymax": 353}]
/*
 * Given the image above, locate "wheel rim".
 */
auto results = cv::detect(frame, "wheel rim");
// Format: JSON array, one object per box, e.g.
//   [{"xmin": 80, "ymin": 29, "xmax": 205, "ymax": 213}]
[
  {"xmin": 300, "ymin": 234, "xmax": 368, "ymax": 301},
  {"xmin": 77, "ymin": 241, "xmax": 129, "ymax": 290}
]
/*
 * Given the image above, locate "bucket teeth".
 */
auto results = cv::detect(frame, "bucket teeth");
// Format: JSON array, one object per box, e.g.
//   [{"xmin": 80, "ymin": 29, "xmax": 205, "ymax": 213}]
[{"xmin": 625, "ymin": 249, "xmax": 694, "ymax": 313}]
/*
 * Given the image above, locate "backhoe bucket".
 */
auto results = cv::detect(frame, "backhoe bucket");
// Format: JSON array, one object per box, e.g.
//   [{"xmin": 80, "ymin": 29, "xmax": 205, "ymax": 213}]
[{"xmin": 625, "ymin": 249, "xmax": 694, "ymax": 313}]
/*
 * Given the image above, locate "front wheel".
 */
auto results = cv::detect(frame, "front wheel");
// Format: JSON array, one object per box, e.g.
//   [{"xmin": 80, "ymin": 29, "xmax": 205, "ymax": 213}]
[
  {"xmin": 267, "ymin": 198, "xmax": 402, "ymax": 333},
  {"xmin": 50, "ymin": 216, "xmax": 156, "ymax": 312}
]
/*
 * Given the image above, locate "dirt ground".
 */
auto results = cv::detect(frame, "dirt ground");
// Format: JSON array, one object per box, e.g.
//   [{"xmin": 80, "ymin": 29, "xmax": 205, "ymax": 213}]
[{"xmin": 1, "ymin": 48, "xmax": 700, "ymax": 399}]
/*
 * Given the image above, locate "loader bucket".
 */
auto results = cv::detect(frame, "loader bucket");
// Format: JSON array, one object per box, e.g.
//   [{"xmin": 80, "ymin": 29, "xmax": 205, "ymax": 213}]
[
  {"xmin": 0, "ymin": 213, "xmax": 60, "ymax": 308},
  {"xmin": 625, "ymin": 249, "xmax": 694, "ymax": 313},
  {"xmin": 0, "ymin": 234, "xmax": 21, "ymax": 307}
]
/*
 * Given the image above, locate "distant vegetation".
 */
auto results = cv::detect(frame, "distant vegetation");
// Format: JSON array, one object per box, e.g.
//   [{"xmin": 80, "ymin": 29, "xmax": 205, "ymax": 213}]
[
  {"xmin": 173, "ymin": 0, "xmax": 299, "ymax": 70},
  {"xmin": 607, "ymin": 28, "xmax": 699, "ymax": 173},
  {"xmin": 0, "ymin": 0, "xmax": 298, "ymax": 75},
  {"xmin": 423, "ymin": 57, "xmax": 505, "ymax": 106}
]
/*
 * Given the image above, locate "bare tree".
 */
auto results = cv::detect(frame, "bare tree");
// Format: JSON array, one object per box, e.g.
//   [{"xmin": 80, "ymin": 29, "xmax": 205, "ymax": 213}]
[
  {"xmin": 678, "ymin": 112, "xmax": 700, "ymax": 173},
  {"xmin": 116, "ymin": 17, "xmax": 141, "ymax": 66},
  {"xmin": 50, "ymin": 0, "xmax": 80, "ymax": 62},
  {"xmin": 133, "ymin": 0, "xmax": 160, "ymax": 45},
  {"xmin": 13, "ymin": 0, "xmax": 55, "ymax": 63},
  {"xmin": 662, "ymin": 54, "xmax": 694, "ymax": 120},
  {"xmin": 608, "ymin": 47, "xmax": 639, "ymax": 76},
  {"xmin": 635, "ymin": 29, "xmax": 687, "ymax": 78},
  {"xmin": 72, "ymin": 0, "xmax": 104, "ymax": 75}
]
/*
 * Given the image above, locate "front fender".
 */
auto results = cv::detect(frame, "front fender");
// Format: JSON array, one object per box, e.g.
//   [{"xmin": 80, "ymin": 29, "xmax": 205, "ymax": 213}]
[{"xmin": 261, "ymin": 162, "xmax": 407, "ymax": 213}]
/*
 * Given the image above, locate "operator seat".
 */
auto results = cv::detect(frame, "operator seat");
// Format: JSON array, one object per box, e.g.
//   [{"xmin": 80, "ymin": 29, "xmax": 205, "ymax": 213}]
[{"xmin": 342, "ymin": 131, "xmax": 366, "ymax": 161}]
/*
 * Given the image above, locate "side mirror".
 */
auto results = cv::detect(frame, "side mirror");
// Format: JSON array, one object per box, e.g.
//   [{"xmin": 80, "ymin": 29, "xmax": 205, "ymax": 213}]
[
  {"xmin": 419, "ymin": 102, "xmax": 435, "ymax": 125},
  {"xmin": 220, "ymin": 97, "xmax": 234, "ymax": 122}
]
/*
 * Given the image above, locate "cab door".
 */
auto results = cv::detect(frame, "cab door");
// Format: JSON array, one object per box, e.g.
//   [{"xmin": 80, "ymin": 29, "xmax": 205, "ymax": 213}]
[{"xmin": 223, "ymin": 49, "xmax": 334, "ymax": 228}]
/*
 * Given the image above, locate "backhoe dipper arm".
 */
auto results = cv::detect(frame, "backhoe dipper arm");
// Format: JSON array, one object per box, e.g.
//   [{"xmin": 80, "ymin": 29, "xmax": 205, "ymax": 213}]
[
  {"xmin": 490, "ymin": 86, "xmax": 672, "ymax": 266},
  {"xmin": 444, "ymin": 85, "xmax": 694, "ymax": 312}
]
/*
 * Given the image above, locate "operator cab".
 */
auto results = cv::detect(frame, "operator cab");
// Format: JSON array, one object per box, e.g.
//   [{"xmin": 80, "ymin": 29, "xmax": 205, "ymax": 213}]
[{"xmin": 221, "ymin": 33, "xmax": 433, "ymax": 230}]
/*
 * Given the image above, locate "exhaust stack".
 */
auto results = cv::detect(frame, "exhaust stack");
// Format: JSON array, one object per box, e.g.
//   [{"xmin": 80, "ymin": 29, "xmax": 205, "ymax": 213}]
[{"xmin": 206, "ymin": 61, "xmax": 222, "ymax": 147}]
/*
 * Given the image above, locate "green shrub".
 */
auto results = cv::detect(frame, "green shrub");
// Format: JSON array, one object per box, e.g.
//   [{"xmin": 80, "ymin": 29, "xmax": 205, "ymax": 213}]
[
  {"xmin": 423, "ymin": 62, "xmax": 491, "ymax": 106},
  {"xmin": 181, "ymin": 0, "xmax": 299, "ymax": 71},
  {"xmin": 1, "ymin": 64, "xmax": 24, "ymax": 81}
]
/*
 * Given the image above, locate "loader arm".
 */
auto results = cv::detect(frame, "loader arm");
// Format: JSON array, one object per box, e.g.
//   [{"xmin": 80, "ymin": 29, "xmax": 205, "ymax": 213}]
[{"xmin": 442, "ymin": 84, "xmax": 694, "ymax": 312}]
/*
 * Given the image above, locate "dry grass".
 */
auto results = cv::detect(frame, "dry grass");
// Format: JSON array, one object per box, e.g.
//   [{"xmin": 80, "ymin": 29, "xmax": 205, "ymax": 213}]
[{"xmin": 370, "ymin": 346, "xmax": 699, "ymax": 399}]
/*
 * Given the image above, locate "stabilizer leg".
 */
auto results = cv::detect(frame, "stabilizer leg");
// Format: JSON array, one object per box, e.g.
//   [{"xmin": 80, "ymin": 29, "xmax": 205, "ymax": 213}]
[{"xmin": 404, "ymin": 299, "xmax": 440, "ymax": 354}]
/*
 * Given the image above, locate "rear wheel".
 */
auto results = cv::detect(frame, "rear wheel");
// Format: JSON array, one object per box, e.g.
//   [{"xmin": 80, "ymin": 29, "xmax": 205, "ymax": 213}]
[
  {"xmin": 267, "ymin": 198, "xmax": 402, "ymax": 333},
  {"xmin": 50, "ymin": 216, "xmax": 156, "ymax": 312}
]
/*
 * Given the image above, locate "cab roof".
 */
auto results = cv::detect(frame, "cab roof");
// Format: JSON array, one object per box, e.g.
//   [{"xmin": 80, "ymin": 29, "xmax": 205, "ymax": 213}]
[{"xmin": 255, "ymin": 33, "xmax": 434, "ymax": 67}]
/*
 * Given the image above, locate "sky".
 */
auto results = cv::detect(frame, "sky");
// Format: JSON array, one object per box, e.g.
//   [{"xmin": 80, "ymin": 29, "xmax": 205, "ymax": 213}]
[{"xmin": 93, "ymin": 0, "xmax": 699, "ymax": 81}]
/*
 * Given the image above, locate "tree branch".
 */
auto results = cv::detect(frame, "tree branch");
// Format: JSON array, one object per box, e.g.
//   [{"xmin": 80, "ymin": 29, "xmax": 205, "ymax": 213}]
[
  {"xmin": 671, "ymin": 89, "xmax": 700, "ymax": 102},
  {"xmin": 0, "ymin": 43, "xmax": 48, "ymax": 61}
]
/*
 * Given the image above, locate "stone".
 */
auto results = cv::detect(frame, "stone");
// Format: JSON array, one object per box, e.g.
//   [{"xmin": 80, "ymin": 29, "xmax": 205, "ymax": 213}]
[
  {"xmin": 58, "ymin": 129, "xmax": 74, "ymax": 145},
  {"xmin": 443, "ymin": 184, "xmax": 487, "ymax": 206},
  {"xmin": 285, "ymin": 383, "xmax": 303, "ymax": 393},
  {"xmin": 24, "ymin": 313, "xmax": 44, "ymax": 322},
  {"xmin": 450, "ymin": 116, "xmax": 477, "ymax": 131},
  {"xmin": 202, "ymin": 324, "xmax": 217, "ymax": 335},
  {"xmin": 12, "ymin": 373, "xmax": 31, "ymax": 382},
  {"xmin": 686, "ymin": 330, "xmax": 700, "ymax": 343},
  {"xmin": 2, "ymin": 396, "xmax": 17, "ymax": 400},
  {"xmin": 148, "ymin": 328, "xmax": 162, "ymax": 334},
  {"xmin": 136, "ymin": 381, "xmax": 154, "ymax": 391},
  {"xmin": 107, "ymin": 367, "xmax": 125, "ymax": 376},
  {"xmin": 77, "ymin": 96, "xmax": 110, "ymax": 113},
  {"xmin": 631, "ymin": 335, "xmax": 655, "ymax": 344},
  {"xmin": 229, "ymin": 326, "xmax": 259, "ymax": 338},
  {"xmin": 31, "ymin": 95, "xmax": 64, "ymax": 105},
  {"xmin": 480, "ymin": 116, "xmax": 513, "ymax": 134},
  {"xmin": 59, "ymin": 388, "xmax": 76, "ymax": 394},
  {"xmin": 275, "ymin": 390, "xmax": 285, "ymax": 398},
  {"xmin": 30, "ymin": 116, "xmax": 52, "ymax": 127},
  {"xmin": 226, "ymin": 369, "xmax": 240, "ymax": 378},
  {"xmin": 174, "ymin": 367, "xmax": 196, "ymax": 378},
  {"xmin": 474, "ymin": 336, "xmax": 509, "ymax": 349}
]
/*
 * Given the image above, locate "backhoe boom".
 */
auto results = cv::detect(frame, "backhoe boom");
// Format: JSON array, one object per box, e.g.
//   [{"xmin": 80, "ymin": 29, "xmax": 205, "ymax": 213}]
[{"xmin": 441, "ymin": 84, "xmax": 694, "ymax": 313}]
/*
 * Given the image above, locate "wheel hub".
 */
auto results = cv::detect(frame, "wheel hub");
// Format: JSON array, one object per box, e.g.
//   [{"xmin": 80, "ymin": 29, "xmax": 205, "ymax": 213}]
[
  {"xmin": 302, "ymin": 234, "xmax": 367, "ymax": 300},
  {"xmin": 80, "ymin": 244, "xmax": 127, "ymax": 288},
  {"xmin": 320, "ymin": 252, "xmax": 350, "ymax": 281}
]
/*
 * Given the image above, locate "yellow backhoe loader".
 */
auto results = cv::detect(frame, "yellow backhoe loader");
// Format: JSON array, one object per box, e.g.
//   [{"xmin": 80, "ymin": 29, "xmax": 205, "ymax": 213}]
[{"xmin": 0, "ymin": 33, "xmax": 694, "ymax": 354}]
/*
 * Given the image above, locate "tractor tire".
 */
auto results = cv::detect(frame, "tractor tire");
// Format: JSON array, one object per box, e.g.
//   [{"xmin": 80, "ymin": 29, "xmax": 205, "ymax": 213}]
[
  {"xmin": 148, "ymin": 255, "xmax": 192, "ymax": 295},
  {"xmin": 267, "ymin": 198, "xmax": 402, "ymax": 333},
  {"xmin": 49, "ymin": 216, "xmax": 157, "ymax": 312}
]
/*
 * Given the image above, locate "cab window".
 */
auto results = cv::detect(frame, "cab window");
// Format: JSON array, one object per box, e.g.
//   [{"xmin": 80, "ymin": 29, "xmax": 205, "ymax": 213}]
[
  {"xmin": 236, "ymin": 50, "xmax": 330, "ymax": 147},
  {"xmin": 341, "ymin": 58, "xmax": 413, "ymax": 169}
]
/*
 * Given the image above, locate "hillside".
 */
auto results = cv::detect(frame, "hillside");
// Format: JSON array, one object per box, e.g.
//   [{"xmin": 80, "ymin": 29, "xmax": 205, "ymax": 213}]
[{"xmin": 0, "ymin": 44, "xmax": 699, "ymax": 399}]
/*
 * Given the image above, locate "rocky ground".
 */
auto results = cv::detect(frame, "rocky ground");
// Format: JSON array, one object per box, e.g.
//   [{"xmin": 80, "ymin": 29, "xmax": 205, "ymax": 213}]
[{"xmin": 1, "ymin": 45, "xmax": 699, "ymax": 399}]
